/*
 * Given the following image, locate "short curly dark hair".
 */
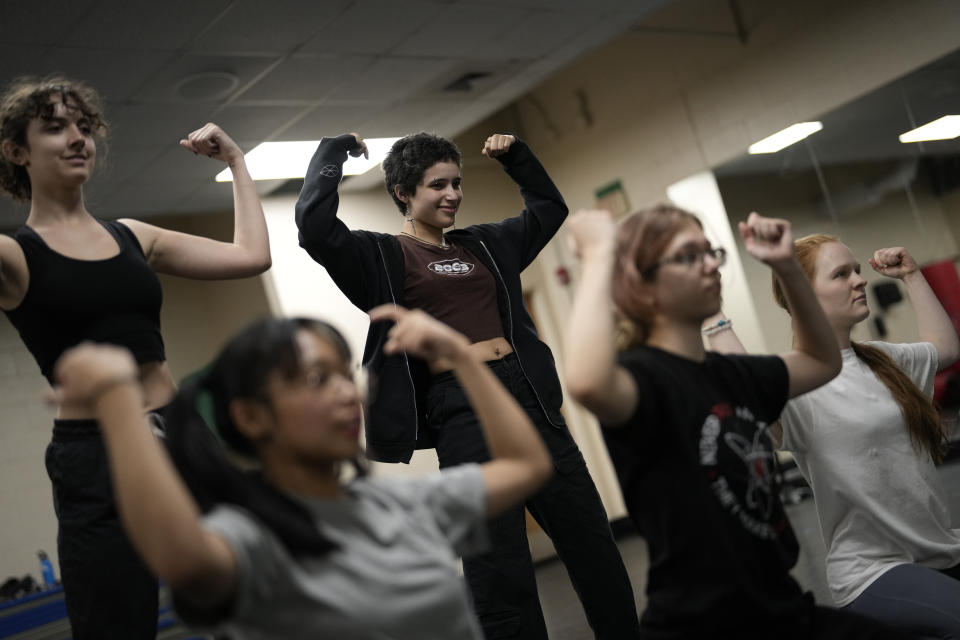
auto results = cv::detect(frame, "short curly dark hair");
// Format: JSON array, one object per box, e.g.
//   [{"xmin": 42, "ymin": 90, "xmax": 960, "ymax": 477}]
[
  {"xmin": 382, "ymin": 132, "xmax": 461, "ymax": 214},
  {"xmin": 0, "ymin": 76, "xmax": 108, "ymax": 202}
]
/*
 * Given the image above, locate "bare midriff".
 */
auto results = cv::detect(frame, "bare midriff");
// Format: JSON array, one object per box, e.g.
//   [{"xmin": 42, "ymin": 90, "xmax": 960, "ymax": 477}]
[
  {"xmin": 429, "ymin": 336, "xmax": 513, "ymax": 375},
  {"xmin": 56, "ymin": 360, "xmax": 177, "ymax": 420}
]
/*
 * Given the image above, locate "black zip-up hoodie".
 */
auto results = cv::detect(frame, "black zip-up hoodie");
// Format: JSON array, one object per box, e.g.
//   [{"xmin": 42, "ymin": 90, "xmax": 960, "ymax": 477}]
[{"xmin": 295, "ymin": 134, "xmax": 568, "ymax": 463}]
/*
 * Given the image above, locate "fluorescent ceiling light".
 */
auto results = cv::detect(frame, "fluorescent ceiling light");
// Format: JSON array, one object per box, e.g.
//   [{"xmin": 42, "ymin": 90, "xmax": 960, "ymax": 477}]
[
  {"xmin": 216, "ymin": 137, "xmax": 400, "ymax": 182},
  {"xmin": 899, "ymin": 115, "xmax": 960, "ymax": 143},
  {"xmin": 748, "ymin": 122, "xmax": 823, "ymax": 154}
]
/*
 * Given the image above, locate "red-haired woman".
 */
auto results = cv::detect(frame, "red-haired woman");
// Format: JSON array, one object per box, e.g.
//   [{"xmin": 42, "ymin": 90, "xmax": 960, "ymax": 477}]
[{"xmin": 710, "ymin": 235, "xmax": 960, "ymax": 638}]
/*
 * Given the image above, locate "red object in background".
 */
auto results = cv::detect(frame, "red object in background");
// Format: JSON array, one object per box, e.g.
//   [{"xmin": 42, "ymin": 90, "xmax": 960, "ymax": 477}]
[{"xmin": 920, "ymin": 259, "xmax": 960, "ymax": 404}]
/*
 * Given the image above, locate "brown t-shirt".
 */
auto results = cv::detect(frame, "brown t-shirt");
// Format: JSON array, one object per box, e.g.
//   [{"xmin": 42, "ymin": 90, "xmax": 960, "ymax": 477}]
[{"xmin": 397, "ymin": 234, "xmax": 503, "ymax": 343}]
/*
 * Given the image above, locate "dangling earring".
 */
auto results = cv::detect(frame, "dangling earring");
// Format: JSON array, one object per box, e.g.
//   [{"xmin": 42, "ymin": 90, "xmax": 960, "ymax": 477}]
[{"xmin": 406, "ymin": 214, "xmax": 416, "ymax": 236}]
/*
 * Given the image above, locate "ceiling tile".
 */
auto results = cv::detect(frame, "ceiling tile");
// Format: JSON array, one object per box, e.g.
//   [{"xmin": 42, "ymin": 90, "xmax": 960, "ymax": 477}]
[
  {"xmin": 60, "ymin": 0, "xmax": 233, "ymax": 51},
  {"xmin": 477, "ymin": 10, "xmax": 591, "ymax": 59},
  {"xmin": 210, "ymin": 104, "xmax": 312, "ymax": 141},
  {"xmin": 35, "ymin": 47, "xmax": 172, "ymax": 102},
  {"xmin": 95, "ymin": 143, "xmax": 164, "ymax": 185},
  {"xmin": 136, "ymin": 145, "xmax": 227, "ymax": 184},
  {"xmin": 275, "ymin": 104, "xmax": 385, "ymax": 140},
  {"xmin": 325, "ymin": 56, "xmax": 455, "ymax": 102},
  {"xmin": 237, "ymin": 54, "xmax": 374, "ymax": 102},
  {"xmin": 107, "ymin": 103, "xmax": 216, "ymax": 146},
  {"xmin": 189, "ymin": 0, "xmax": 353, "ymax": 53},
  {"xmin": 301, "ymin": 0, "xmax": 439, "ymax": 56},
  {"xmin": 392, "ymin": 4, "xmax": 530, "ymax": 57},
  {"xmin": 130, "ymin": 53, "xmax": 281, "ymax": 104},
  {"xmin": 358, "ymin": 100, "xmax": 468, "ymax": 137},
  {"xmin": 0, "ymin": 1, "xmax": 98, "ymax": 45}
]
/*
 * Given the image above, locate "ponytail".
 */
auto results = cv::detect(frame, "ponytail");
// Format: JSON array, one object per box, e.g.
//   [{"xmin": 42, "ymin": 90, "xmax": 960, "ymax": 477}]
[
  {"xmin": 164, "ymin": 375, "xmax": 336, "ymax": 556},
  {"xmin": 850, "ymin": 342, "xmax": 946, "ymax": 463},
  {"xmin": 162, "ymin": 316, "xmax": 365, "ymax": 557}
]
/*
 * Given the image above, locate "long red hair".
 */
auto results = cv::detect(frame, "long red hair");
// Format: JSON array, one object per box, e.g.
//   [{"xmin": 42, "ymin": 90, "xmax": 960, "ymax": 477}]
[{"xmin": 772, "ymin": 234, "xmax": 946, "ymax": 462}]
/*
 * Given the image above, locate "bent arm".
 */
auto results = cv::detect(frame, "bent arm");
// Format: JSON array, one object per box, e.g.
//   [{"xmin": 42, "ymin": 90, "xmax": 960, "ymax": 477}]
[
  {"xmin": 494, "ymin": 139, "xmax": 569, "ymax": 267},
  {"xmin": 94, "ymin": 384, "xmax": 237, "ymax": 607},
  {"xmin": 295, "ymin": 134, "xmax": 372, "ymax": 306},
  {"xmin": 775, "ymin": 262, "xmax": 842, "ymax": 397},
  {"xmin": 122, "ymin": 125, "xmax": 271, "ymax": 279},
  {"xmin": 563, "ymin": 212, "xmax": 639, "ymax": 425},
  {"xmin": 903, "ymin": 271, "xmax": 959, "ymax": 369},
  {"xmin": 121, "ymin": 163, "xmax": 271, "ymax": 279},
  {"xmin": 369, "ymin": 305, "xmax": 552, "ymax": 517}
]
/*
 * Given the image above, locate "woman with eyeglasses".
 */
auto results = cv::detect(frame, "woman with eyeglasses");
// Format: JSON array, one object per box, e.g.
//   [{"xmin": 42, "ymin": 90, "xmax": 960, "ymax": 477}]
[
  {"xmin": 707, "ymin": 236, "xmax": 960, "ymax": 638},
  {"xmin": 562, "ymin": 207, "xmax": 907, "ymax": 639},
  {"xmin": 48, "ymin": 307, "xmax": 553, "ymax": 639}
]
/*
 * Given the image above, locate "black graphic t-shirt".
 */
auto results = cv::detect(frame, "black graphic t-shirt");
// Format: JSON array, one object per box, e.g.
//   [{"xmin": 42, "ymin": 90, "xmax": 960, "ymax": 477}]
[
  {"xmin": 397, "ymin": 235, "xmax": 503, "ymax": 343},
  {"xmin": 604, "ymin": 346, "xmax": 805, "ymax": 638}
]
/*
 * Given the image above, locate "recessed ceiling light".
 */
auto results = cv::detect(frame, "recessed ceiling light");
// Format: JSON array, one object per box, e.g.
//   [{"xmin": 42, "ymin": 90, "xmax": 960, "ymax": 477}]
[
  {"xmin": 216, "ymin": 137, "xmax": 400, "ymax": 182},
  {"xmin": 899, "ymin": 115, "xmax": 960, "ymax": 143},
  {"xmin": 748, "ymin": 122, "xmax": 824, "ymax": 154}
]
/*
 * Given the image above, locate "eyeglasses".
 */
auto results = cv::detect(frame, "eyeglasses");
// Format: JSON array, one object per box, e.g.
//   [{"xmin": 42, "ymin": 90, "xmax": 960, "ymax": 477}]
[{"xmin": 642, "ymin": 246, "xmax": 727, "ymax": 279}]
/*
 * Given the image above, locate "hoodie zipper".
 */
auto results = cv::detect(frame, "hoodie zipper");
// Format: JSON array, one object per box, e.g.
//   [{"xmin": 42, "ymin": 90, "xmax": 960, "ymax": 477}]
[
  {"xmin": 376, "ymin": 241, "xmax": 419, "ymax": 443},
  {"xmin": 477, "ymin": 240, "xmax": 561, "ymax": 428}
]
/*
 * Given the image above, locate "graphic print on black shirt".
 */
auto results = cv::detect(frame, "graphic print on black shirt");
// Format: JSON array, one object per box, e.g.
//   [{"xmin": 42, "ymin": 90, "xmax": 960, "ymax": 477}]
[
  {"xmin": 699, "ymin": 403, "xmax": 788, "ymax": 541},
  {"xmin": 606, "ymin": 347, "xmax": 806, "ymax": 634}
]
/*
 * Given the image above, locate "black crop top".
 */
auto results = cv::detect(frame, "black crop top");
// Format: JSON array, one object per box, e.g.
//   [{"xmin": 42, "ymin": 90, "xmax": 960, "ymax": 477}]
[{"xmin": 3, "ymin": 220, "xmax": 165, "ymax": 384}]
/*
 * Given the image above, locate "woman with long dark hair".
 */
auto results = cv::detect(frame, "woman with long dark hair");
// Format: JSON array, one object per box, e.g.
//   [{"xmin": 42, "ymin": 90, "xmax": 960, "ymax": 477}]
[
  {"xmin": 563, "ymin": 207, "xmax": 907, "ymax": 639},
  {"xmin": 295, "ymin": 131, "xmax": 639, "ymax": 638},
  {"xmin": 0, "ymin": 75, "xmax": 270, "ymax": 638},
  {"xmin": 50, "ymin": 307, "xmax": 553, "ymax": 639}
]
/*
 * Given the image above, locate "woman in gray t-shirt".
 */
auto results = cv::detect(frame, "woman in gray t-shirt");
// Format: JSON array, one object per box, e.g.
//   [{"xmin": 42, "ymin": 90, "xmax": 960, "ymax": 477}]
[{"xmin": 49, "ymin": 307, "xmax": 554, "ymax": 640}]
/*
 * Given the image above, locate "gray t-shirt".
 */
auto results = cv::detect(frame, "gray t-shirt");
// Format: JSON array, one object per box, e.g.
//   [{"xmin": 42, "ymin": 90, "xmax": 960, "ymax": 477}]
[{"xmin": 176, "ymin": 464, "xmax": 489, "ymax": 639}]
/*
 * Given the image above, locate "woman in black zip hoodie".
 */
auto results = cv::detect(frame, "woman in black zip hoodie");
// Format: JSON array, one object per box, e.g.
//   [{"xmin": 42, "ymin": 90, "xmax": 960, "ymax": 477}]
[{"xmin": 295, "ymin": 132, "xmax": 639, "ymax": 640}]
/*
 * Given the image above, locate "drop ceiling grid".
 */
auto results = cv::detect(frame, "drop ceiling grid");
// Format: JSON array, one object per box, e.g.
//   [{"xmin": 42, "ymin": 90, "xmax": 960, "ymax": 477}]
[
  {"xmin": 57, "ymin": 0, "xmax": 234, "ymax": 51},
  {"xmin": 0, "ymin": 0, "xmax": 672, "ymax": 227},
  {"xmin": 299, "ymin": 0, "xmax": 443, "ymax": 56},
  {"xmin": 185, "ymin": 0, "xmax": 355, "ymax": 54}
]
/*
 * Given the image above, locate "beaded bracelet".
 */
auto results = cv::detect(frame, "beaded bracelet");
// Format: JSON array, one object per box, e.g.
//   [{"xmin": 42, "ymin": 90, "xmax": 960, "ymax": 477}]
[{"xmin": 702, "ymin": 318, "xmax": 733, "ymax": 336}]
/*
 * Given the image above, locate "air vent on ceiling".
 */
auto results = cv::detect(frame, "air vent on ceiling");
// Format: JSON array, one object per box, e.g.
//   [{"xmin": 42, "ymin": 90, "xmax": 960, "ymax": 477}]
[{"xmin": 443, "ymin": 72, "xmax": 492, "ymax": 92}]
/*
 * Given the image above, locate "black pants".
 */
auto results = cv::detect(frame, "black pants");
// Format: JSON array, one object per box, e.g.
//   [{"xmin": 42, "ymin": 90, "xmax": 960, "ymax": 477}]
[
  {"xmin": 45, "ymin": 418, "xmax": 159, "ymax": 640},
  {"xmin": 844, "ymin": 562, "xmax": 960, "ymax": 639},
  {"xmin": 681, "ymin": 597, "xmax": 911, "ymax": 640},
  {"xmin": 427, "ymin": 353, "xmax": 641, "ymax": 639}
]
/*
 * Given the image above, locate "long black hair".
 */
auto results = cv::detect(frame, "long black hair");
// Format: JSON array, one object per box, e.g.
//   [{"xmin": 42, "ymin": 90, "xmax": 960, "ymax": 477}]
[{"xmin": 163, "ymin": 316, "xmax": 364, "ymax": 557}]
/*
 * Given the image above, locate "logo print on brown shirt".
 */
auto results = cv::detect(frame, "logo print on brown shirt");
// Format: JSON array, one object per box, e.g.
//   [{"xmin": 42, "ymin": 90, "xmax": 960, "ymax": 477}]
[{"xmin": 428, "ymin": 259, "xmax": 475, "ymax": 276}]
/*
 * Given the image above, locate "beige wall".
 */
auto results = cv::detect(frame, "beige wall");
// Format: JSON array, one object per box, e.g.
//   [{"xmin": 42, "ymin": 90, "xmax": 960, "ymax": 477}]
[
  {"xmin": 0, "ymin": 210, "xmax": 270, "ymax": 579},
  {"xmin": 0, "ymin": 316, "xmax": 58, "ymax": 580}
]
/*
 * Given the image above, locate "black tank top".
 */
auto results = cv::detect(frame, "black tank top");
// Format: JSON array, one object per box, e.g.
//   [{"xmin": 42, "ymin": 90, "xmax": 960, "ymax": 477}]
[{"xmin": 3, "ymin": 220, "xmax": 165, "ymax": 384}]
